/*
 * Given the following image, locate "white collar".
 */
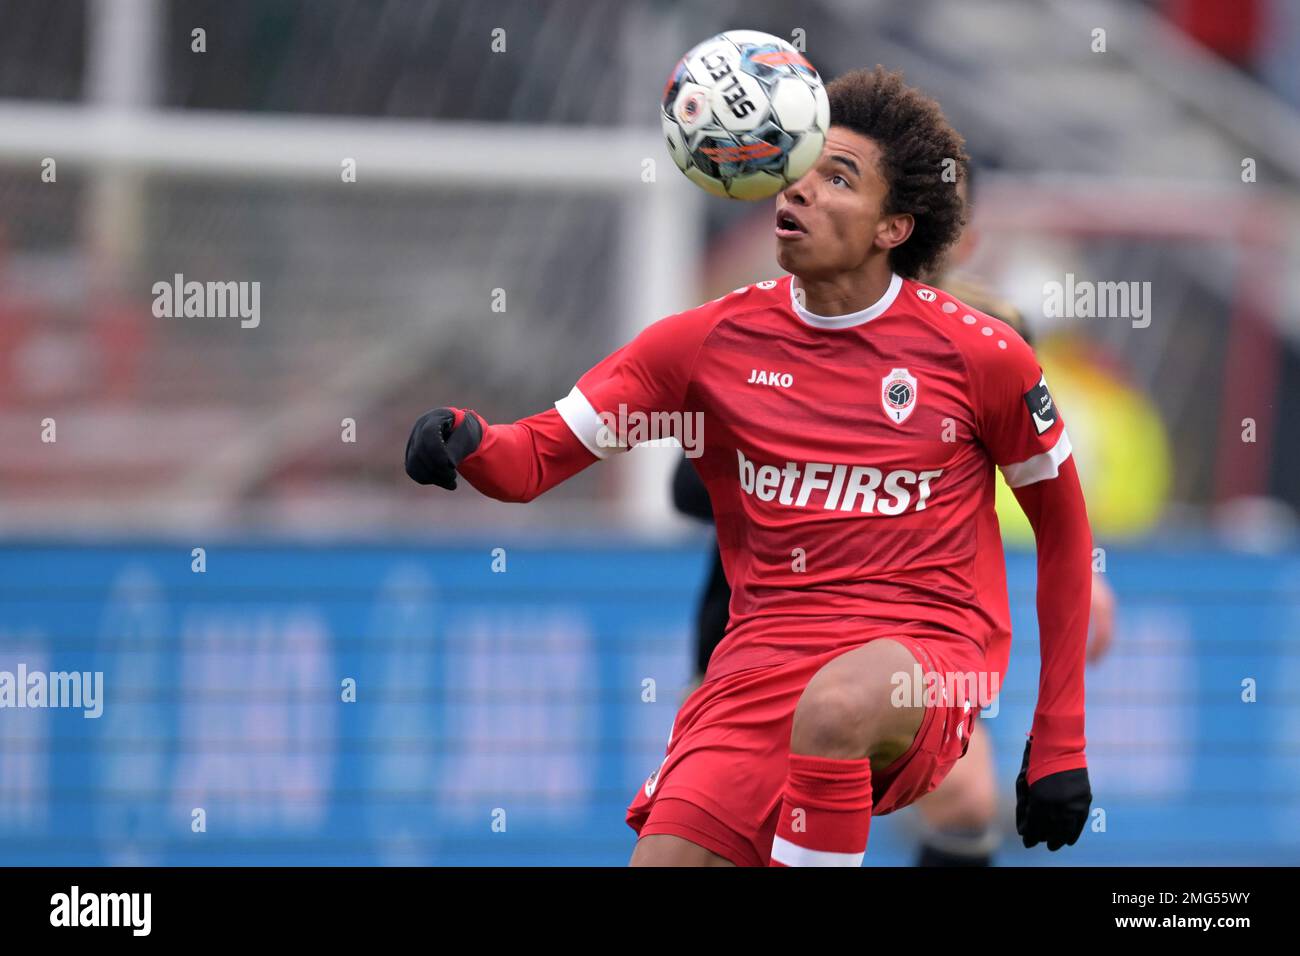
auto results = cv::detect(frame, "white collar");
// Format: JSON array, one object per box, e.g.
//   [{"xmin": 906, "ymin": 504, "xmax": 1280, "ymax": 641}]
[{"xmin": 789, "ymin": 272, "xmax": 903, "ymax": 329}]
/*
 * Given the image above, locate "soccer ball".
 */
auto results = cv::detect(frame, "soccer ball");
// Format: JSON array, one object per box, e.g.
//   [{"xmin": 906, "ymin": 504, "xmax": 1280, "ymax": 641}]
[{"xmin": 661, "ymin": 30, "xmax": 829, "ymax": 200}]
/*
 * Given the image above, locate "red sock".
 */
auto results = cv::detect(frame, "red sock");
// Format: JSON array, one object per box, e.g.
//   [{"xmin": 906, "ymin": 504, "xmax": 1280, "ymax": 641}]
[{"xmin": 769, "ymin": 752, "xmax": 873, "ymax": 867}]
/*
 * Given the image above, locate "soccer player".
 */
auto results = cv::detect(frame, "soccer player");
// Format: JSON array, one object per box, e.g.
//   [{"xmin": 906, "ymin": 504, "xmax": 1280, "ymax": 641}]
[
  {"xmin": 668, "ymin": 165, "xmax": 1118, "ymax": 867},
  {"xmin": 404, "ymin": 66, "xmax": 1093, "ymax": 867}
]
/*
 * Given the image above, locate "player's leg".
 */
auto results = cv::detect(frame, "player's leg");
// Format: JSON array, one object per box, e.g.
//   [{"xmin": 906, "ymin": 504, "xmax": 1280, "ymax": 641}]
[
  {"xmin": 791, "ymin": 638, "xmax": 926, "ymax": 761},
  {"xmin": 911, "ymin": 720, "xmax": 1000, "ymax": 866},
  {"xmin": 629, "ymin": 833, "xmax": 736, "ymax": 867},
  {"xmin": 769, "ymin": 638, "xmax": 927, "ymax": 867}
]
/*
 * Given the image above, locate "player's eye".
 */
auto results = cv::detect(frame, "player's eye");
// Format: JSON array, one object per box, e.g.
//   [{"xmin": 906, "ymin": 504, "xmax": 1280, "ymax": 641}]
[{"xmin": 829, "ymin": 174, "xmax": 849, "ymax": 187}]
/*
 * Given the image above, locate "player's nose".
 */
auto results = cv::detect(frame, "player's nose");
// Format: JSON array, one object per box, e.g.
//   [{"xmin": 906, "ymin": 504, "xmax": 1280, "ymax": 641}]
[{"xmin": 781, "ymin": 173, "xmax": 812, "ymax": 206}]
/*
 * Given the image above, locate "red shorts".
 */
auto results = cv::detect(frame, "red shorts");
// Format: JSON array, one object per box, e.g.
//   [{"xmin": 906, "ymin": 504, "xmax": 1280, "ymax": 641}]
[{"xmin": 626, "ymin": 634, "xmax": 983, "ymax": 866}]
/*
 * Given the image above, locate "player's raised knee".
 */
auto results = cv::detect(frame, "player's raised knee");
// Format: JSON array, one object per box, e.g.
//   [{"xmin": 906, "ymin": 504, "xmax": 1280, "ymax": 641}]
[
  {"xmin": 791, "ymin": 679, "xmax": 873, "ymax": 757},
  {"xmin": 792, "ymin": 641, "xmax": 926, "ymax": 760}
]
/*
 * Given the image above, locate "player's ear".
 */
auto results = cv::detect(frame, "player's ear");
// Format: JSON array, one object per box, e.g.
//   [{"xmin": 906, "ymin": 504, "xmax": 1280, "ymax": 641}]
[{"xmin": 874, "ymin": 212, "xmax": 914, "ymax": 253}]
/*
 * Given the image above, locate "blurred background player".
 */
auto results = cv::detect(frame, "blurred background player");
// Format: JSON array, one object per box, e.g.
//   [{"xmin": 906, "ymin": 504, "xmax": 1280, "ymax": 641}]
[
  {"xmin": 668, "ymin": 163, "xmax": 1119, "ymax": 866},
  {"xmin": 909, "ymin": 165, "xmax": 1116, "ymax": 866}
]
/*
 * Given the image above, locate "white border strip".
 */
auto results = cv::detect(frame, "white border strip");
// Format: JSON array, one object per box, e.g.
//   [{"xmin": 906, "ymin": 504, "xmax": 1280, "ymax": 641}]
[
  {"xmin": 555, "ymin": 386, "xmax": 618, "ymax": 460},
  {"xmin": 1000, "ymin": 429, "xmax": 1073, "ymax": 488},
  {"xmin": 770, "ymin": 834, "xmax": 865, "ymax": 867}
]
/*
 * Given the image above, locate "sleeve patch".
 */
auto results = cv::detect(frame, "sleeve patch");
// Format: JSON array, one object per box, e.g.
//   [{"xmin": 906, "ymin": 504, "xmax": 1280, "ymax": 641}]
[{"xmin": 1023, "ymin": 375, "xmax": 1058, "ymax": 435}]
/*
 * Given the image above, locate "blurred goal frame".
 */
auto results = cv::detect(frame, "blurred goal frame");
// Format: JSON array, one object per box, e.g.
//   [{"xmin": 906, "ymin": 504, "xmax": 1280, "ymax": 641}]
[{"xmin": 0, "ymin": 99, "xmax": 708, "ymax": 531}]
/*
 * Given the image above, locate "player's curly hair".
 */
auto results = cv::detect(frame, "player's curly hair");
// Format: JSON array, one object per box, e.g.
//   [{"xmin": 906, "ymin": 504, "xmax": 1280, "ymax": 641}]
[{"xmin": 826, "ymin": 66, "xmax": 968, "ymax": 280}]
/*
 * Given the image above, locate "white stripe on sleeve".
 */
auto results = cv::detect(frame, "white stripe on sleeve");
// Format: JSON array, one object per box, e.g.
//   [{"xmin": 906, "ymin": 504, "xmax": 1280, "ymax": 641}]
[
  {"xmin": 999, "ymin": 428, "xmax": 1073, "ymax": 488},
  {"xmin": 554, "ymin": 386, "xmax": 622, "ymax": 459}
]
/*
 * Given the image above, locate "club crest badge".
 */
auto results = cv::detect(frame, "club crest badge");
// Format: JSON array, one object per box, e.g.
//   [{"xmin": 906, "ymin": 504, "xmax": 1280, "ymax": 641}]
[{"xmin": 881, "ymin": 367, "xmax": 918, "ymax": 425}]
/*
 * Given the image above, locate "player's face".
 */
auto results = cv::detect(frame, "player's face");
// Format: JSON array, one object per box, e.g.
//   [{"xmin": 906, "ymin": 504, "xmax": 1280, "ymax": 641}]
[{"xmin": 774, "ymin": 126, "xmax": 912, "ymax": 280}]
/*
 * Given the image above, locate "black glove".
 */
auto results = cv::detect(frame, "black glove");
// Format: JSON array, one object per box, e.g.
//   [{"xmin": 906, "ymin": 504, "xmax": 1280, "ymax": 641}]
[
  {"xmin": 1015, "ymin": 737, "xmax": 1091, "ymax": 851},
  {"xmin": 404, "ymin": 407, "xmax": 483, "ymax": 490}
]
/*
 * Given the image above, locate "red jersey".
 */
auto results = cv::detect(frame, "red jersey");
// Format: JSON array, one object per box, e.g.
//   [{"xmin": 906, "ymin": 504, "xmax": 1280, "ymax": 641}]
[
  {"xmin": 460, "ymin": 271, "xmax": 1091, "ymax": 784},
  {"xmin": 557, "ymin": 272, "xmax": 1070, "ymax": 682}
]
